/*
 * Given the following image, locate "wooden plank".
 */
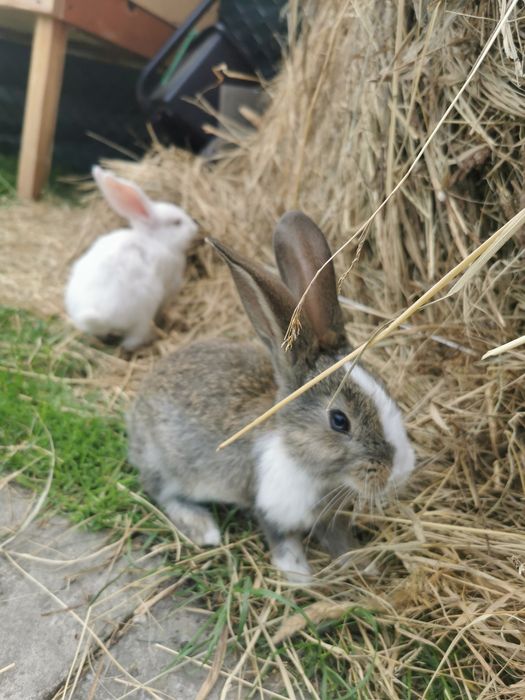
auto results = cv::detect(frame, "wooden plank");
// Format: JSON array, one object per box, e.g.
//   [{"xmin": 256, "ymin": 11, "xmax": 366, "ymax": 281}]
[
  {"xmin": 62, "ymin": 0, "xmax": 174, "ymax": 58},
  {"xmin": 133, "ymin": 0, "xmax": 217, "ymax": 28},
  {"xmin": 0, "ymin": 0, "xmax": 61, "ymax": 14},
  {"xmin": 17, "ymin": 15, "xmax": 68, "ymax": 199}
]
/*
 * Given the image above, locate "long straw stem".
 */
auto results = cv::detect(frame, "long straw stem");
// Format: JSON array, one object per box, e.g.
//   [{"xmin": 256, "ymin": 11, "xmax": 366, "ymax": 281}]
[
  {"xmin": 218, "ymin": 207, "xmax": 525, "ymax": 450},
  {"xmin": 283, "ymin": 0, "xmax": 520, "ymax": 347}
]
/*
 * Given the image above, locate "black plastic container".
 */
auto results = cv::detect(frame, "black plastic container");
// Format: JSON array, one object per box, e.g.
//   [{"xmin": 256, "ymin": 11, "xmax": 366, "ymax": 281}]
[{"xmin": 137, "ymin": 0, "xmax": 287, "ymax": 151}]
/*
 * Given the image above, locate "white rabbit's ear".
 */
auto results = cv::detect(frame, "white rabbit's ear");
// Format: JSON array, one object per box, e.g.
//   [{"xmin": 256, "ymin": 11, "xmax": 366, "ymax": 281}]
[
  {"xmin": 273, "ymin": 211, "xmax": 348, "ymax": 353},
  {"xmin": 92, "ymin": 166, "xmax": 156, "ymax": 226},
  {"xmin": 207, "ymin": 237, "xmax": 318, "ymax": 379}
]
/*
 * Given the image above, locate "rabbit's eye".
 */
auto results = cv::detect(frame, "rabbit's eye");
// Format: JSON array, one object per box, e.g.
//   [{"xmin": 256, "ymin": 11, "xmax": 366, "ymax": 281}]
[
  {"xmin": 172, "ymin": 218, "xmax": 182, "ymax": 226},
  {"xmin": 329, "ymin": 409, "xmax": 351, "ymax": 434}
]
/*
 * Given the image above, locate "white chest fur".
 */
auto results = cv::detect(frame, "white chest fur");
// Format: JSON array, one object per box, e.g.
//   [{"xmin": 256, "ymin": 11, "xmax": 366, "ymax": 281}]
[
  {"xmin": 345, "ymin": 363, "xmax": 415, "ymax": 488},
  {"xmin": 253, "ymin": 432, "xmax": 320, "ymax": 532}
]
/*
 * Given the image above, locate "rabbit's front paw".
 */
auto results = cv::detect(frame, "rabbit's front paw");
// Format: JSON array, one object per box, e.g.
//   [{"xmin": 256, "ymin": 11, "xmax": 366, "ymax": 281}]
[
  {"xmin": 271, "ymin": 538, "xmax": 312, "ymax": 585},
  {"xmin": 164, "ymin": 498, "xmax": 221, "ymax": 547}
]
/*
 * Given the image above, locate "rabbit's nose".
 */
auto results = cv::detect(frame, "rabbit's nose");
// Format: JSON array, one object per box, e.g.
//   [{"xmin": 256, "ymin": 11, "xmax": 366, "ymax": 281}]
[{"xmin": 354, "ymin": 461, "xmax": 389, "ymax": 492}]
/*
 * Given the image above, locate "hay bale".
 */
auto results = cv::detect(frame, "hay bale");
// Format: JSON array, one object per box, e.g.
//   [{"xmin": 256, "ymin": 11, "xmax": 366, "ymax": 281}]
[{"xmin": 1, "ymin": 1, "xmax": 524, "ymax": 695}]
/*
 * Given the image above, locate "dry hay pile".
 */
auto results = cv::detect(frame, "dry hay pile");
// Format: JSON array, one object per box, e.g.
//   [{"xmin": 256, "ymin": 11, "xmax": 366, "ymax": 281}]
[{"xmin": 2, "ymin": 0, "xmax": 525, "ymax": 696}]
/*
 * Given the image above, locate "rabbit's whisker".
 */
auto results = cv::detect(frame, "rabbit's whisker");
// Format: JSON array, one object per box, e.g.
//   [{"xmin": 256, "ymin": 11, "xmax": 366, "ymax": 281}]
[{"xmin": 306, "ymin": 485, "xmax": 349, "ymax": 543}]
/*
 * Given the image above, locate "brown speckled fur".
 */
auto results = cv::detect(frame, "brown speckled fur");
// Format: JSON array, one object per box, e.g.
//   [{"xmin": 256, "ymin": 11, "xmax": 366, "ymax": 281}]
[{"xmin": 127, "ymin": 212, "xmax": 412, "ymax": 579}]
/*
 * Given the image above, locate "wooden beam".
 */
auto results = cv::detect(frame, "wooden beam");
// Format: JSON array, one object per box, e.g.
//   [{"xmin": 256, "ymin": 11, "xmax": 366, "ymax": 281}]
[
  {"xmin": 0, "ymin": 0, "xmax": 61, "ymax": 13},
  {"xmin": 133, "ymin": 0, "xmax": 217, "ymax": 29},
  {"xmin": 17, "ymin": 14, "xmax": 68, "ymax": 199},
  {"xmin": 62, "ymin": 0, "xmax": 174, "ymax": 58}
]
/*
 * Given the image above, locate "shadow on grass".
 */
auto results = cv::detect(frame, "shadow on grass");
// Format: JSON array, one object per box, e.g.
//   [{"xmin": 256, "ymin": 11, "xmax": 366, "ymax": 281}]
[{"xmin": 0, "ymin": 153, "xmax": 83, "ymax": 203}]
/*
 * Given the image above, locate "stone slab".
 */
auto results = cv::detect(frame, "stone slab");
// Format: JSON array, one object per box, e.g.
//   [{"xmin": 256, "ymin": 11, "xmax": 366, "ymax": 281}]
[
  {"xmin": 0, "ymin": 485, "xmax": 289, "ymax": 700},
  {"xmin": 0, "ymin": 485, "xmax": 169, "ymax": 699},
  {"xmin": 74, "ymin": 597, "xmax": 222, "ymax": 700}
]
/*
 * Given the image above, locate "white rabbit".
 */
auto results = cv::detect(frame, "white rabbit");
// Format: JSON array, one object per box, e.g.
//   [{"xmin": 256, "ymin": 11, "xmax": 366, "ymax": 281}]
[{"xmin": 64, "ymin": 166, "xmax": 199, "ymax": 351}]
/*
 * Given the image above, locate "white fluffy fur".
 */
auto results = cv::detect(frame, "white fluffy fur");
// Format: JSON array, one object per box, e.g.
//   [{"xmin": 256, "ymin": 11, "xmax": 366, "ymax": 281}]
[
  {"xmin": 253, "ymin": 432, "xmax": 320, "ymax": 531},
  {"xmin": 271, "ymin": 539, "xmax": 312, "ymax": 583},
  {"xmin": 65, "ymin": 167, "xmax": 198, "ymax": 351},
  {"xmin": 345, "ymin": 363, "xmax": 415, "ymax": 487}
]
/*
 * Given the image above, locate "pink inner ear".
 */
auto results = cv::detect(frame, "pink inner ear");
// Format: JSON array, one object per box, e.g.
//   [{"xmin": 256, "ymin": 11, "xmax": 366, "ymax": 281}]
[{"xmin": 105, "ymin": 178, "xmax": 151, "ymax": 221}]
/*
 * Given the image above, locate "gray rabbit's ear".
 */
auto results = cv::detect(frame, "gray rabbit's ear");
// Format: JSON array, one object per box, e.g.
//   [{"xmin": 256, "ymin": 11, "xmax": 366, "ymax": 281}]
[
  {"xmin": 273, "ymin": 211, "xmax": 348, "ymax": 352},
  {"xmin": 207, "ymin": 238, "xmax": 318, "ymax": 379}
]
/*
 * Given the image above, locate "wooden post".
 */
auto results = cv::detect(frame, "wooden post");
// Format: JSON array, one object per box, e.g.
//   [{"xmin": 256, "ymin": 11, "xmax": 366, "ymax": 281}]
[{"xmin": 17, "ymin": 14, "xmax": 68, "ymax": 199}]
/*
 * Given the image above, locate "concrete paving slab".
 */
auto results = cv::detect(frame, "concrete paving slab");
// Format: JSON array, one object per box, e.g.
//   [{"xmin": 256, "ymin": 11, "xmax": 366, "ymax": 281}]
[
  {"xmin": 73, "ymin": 597, "xmax": 221, "ymax": 700},
  {"xmin": 0, "ymin": 485, "xmax": 171, "ymax": 700},
  {"xmin": 0, "ymin": 486, "xmax": 291, "ymax": 700}
]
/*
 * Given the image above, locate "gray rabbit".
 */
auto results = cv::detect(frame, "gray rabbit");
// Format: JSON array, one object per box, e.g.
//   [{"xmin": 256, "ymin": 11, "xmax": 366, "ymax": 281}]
[{"xmin": 127, "ymin": 212, "xmax": 415, "ymax": 582}]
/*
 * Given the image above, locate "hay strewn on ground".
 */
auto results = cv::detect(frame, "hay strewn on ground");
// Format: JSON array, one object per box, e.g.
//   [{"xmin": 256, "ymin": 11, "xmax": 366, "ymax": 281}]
[{"xmin": 2, "ymin": 1, "xmax": 525, "ymax": 697}]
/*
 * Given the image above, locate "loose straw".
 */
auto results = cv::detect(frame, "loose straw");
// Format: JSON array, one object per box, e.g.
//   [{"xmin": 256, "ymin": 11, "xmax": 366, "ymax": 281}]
[
  {"xmin": 482, "ymin": 335, "xmax": 525, "ymax": 359},
  {"xmin": 282, "ymin": 0, "xmax": 520, "ymax": 347},
  {"xmin": 218, "ymin": 207, "xmax": 525, "ymax": 449},
  {"xmin": 218, "ymin": 1, "xmax": 521, "ymax": 451}
]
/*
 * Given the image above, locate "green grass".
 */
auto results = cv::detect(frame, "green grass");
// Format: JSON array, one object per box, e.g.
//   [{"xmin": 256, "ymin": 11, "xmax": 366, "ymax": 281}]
[
  {"xmin": 0, "ymin": 153, "xmax": 17, "ymax": 196},
  {"xmin": 0, "ymin": 307, "xmax": 141, "ymax": 529},
  {"xmin": 0, "ymin": 306, "xmax": 476, "ymax": 698},
  {"xmin": 159, "ymin": 571, "xmax": 473, "ymax": 699}
]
